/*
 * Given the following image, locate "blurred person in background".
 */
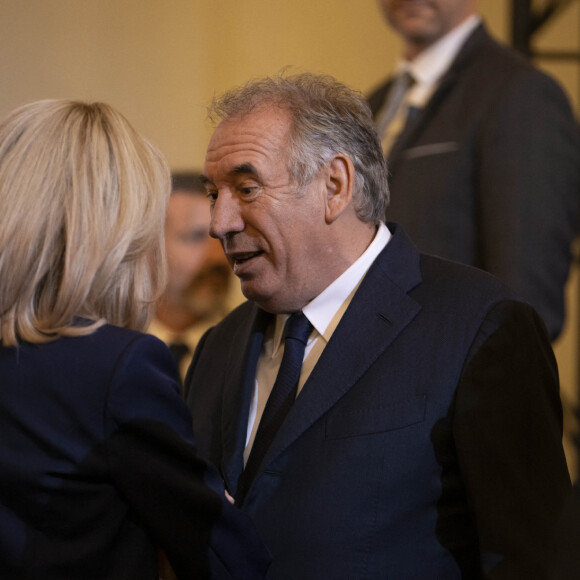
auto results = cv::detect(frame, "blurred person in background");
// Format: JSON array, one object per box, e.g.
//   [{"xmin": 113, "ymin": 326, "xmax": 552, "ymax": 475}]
[
  {"xmin": 368, "ymin": 0, "xmax": 580, "ymax": 342},
  {"xmin": 149, "ymin": 172, "xmax": 237, "ymax": 381},
  {"xmin": 0, "ymin": 99, "xmax": 269, "ymax": 580}
]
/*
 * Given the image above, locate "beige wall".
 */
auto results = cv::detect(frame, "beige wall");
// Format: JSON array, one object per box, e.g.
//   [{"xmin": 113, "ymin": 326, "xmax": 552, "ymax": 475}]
[
  {"xmin": 0, "ymin": 0, "xmax": 540, "ymax": 170},
  {"xmin": 1, "ymin": 1, "xmax": 577, "ymax": 161},
  {"xmin": 530, "ymin": 1, "xmax": 580, "ymax": 478},
  {"xmin": 1, "ymin": 0, "xmax": 579, "ymax": 470}
]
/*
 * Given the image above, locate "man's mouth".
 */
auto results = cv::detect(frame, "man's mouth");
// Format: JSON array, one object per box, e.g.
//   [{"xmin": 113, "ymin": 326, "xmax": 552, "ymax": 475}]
[
  {"xmin": 230, "ymin": 251, "xmax": 261, "ymax": 263},
  {"xmin": 229, "ymin": 251, "xmax": 264, "ymax": 273}
]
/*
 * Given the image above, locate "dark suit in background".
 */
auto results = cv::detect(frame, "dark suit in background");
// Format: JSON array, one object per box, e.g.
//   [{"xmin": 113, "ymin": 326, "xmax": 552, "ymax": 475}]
[
  {"xmin": 368, "ymin": 22, "xmax": 580, "ymax": 340},
  {"xmin": 186, "ymin": 224, "xmax": 570, "ymax": 579},
  {"xmin": 550, "ymin": 481, "xmax": 580, "ymax": 579},
  {"xmin": 0, "ymin": 324, "xmax": 269, "ymax": 579}
]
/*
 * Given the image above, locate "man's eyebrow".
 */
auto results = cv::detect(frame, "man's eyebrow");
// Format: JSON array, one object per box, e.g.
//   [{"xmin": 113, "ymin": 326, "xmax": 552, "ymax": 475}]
[
  {"xmin": 200, "ymin": 163, "xmax": 260, "ymax": 187},
  {"xmin": 232, "ymin": 162, "xmax": 260, "ymax": 178}
]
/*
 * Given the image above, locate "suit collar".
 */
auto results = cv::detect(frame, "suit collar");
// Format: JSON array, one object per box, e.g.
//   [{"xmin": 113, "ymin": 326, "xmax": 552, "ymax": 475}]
[
  {"xmin": 387, "ymin": 22, "xmax": 491, "ymax": 165},
  {"xmin": 221, "ymin": 306, "xmax": 271, "ymax": 492},
  {"xmin": 303, "ymin": 222, "xmax": 391, "ymax": 339},
  {"xmin": 401, "ymin": 14, "xmax": 481, "ymax": 96}
]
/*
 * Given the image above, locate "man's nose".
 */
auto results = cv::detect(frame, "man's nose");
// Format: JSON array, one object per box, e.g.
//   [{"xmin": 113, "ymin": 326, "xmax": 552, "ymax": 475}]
[{"xmin": 209, "ymin": 192, "xmax": 244, "ymax": 240}]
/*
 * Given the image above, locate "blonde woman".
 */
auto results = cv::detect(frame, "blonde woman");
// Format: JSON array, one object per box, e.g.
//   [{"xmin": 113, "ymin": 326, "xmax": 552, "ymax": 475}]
[{"xmin": 0, "ymin": 100, "xmax": 269, "ymax": 579}]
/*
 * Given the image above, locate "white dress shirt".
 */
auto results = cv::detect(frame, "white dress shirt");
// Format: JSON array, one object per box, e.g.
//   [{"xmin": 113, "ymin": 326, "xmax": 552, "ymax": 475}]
[
  {"xmin": 398, "ymin": 15, "xmax": 481, "ymax": 110},
  {"xmin": 244, "ymin": 222, "xmax": 392, "ymax": 462}
]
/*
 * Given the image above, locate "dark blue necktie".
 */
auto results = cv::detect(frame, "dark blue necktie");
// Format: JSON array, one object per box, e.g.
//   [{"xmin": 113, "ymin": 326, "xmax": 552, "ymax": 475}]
[
  {"xmin": 168, "ymin": 341, "xmax": 190, "ymax": 368},
  {"xmin": 236, "ymin": 311, "xmax": 312, "ymax": 504}
]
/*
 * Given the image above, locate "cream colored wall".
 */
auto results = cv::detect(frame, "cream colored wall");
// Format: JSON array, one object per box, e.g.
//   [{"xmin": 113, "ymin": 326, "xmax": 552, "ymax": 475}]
[
  {"xmin": 1, "ymin": 0, "xmax": 579, "ymax": 472},
  {"xmin": 1, "ymin": 1, "xmax": 576, "ymax": 157},
  {"xmin": 0, "ymin": 0, "xmax": 520, "ymax": 169},
  {"xmin": 2, "ymin": 1, "xmax": 574, "ymax": 159},
  {"xmin": 530, "ymin": 2, "xmax": 580, "ymax": 479}
]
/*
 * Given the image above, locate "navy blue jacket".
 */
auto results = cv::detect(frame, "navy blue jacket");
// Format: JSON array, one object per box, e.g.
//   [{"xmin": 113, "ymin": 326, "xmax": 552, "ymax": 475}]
[
  {"xmin": 0, "ymin": 324, "xmax": 270, "ymax": 579},
  {"xmin": 186, "ymin": 224, "xmax": 570, "ymax": 579}
]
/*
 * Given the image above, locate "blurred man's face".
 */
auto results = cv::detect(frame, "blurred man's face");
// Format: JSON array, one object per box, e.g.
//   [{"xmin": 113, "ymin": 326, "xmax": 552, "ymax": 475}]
[
  {"xmin": 378, "ymin": 0, "xmax": 477, "ymax": 57},
  {"xmin": 164, "ymin": 191, "xmax": 230, "ymax": 314}
]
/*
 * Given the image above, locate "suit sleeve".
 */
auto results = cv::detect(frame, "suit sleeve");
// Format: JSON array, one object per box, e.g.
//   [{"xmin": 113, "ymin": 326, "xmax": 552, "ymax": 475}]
[
  {"xmin": 476, "ymin": 69, "xmax": 580, "ymax": 340},
  {"xmin": 103, "ymin": 333, "xmax": 270, "ymax": 580},
  {"xmin": 454, "ymin": 300, "xmax": 571, "ymax": 578}
]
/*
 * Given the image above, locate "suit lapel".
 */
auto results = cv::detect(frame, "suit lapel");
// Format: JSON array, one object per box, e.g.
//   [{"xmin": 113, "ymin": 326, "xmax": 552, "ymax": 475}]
[
  {"xmin": 256, "ymin": 225, "xmax": 423, "ymax": 477},
  {"xmin": 387, "ymin": 23, "xmax": 490, "ymax": 170},
  {"xmin": 221, "ymin": 306, "xmax": 272, "ymax": 492}
]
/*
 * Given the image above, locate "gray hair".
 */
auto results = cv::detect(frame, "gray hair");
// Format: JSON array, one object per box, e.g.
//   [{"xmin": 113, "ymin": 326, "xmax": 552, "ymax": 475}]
[{"xmin": 208, "ymin": 72, "xmax": 389, "ymax": 223}]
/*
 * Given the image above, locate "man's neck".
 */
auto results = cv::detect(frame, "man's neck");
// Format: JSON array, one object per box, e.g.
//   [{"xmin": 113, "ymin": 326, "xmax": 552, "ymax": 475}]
[
  {"xmin": 404, "ymin": 41, "xmax": 430, "ymax": 61},
  {"xmin": 403, "ymin": 13, "xmax": 478, "ymax": 61}
]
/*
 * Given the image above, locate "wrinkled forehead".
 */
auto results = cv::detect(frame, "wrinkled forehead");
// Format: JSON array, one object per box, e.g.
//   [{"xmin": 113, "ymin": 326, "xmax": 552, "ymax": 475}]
[{"xmin": 204, "ymin": 106, "xmax": 293, "ymax": 182}]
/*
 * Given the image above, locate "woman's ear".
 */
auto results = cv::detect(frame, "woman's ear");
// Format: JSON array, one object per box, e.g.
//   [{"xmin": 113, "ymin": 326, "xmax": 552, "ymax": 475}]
[{"xmin": 324, "ymin": 154, "xmax": 355, "ymax": 224}]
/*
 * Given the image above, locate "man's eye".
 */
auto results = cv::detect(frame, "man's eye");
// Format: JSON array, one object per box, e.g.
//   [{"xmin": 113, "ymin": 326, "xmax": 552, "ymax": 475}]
[
  {"xmin": 239, "ymin": 184, "xmax": 260, "ymax": 197},
  {"xmin": 206, "ymin": 190, "xmax": 218, "ymax": 202}
]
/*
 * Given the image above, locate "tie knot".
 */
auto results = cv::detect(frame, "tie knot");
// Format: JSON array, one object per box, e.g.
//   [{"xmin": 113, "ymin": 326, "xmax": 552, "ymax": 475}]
[
  {"xmin": 168, "ymin": 341, "xmax": 190, "ymax": 365},
  {"xmin": 398, "ymin": 70, "xmax": 415, "ymax": 89},
  {"xmin": 284, "ymin": 311, "xmax": 312, "ymax": 345}
]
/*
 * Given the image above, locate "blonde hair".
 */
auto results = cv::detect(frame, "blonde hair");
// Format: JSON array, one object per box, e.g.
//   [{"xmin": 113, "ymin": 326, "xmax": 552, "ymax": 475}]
[{"xmin": 0, "ymin": 99, "xmax": 171, "ymax": 345}]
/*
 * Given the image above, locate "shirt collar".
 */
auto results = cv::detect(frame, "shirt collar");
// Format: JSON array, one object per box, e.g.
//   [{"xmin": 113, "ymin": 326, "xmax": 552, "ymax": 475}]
[
  {"xmin": 271, "ymin": 222, "xmax": 392, "ymax": 352},
  {"xmin": 396, "ymin": 15, "xmax": 480, "ymax": 107}
]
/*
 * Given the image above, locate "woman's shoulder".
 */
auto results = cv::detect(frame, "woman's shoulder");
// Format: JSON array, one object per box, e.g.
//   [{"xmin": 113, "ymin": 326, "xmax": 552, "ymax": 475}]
[
  {"xmin": 72, "ymin": 320, "xmax": 164, "ymax": 350},
  {"xmin": 19, "ymin": 322, "xmax": 171, "ymax": 372}
]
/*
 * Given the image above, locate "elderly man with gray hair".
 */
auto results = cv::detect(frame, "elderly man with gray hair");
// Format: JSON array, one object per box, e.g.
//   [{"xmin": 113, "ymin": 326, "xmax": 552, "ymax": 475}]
[{"xmin": 185, "ymin": 72, "xmax": 569, "ymax": 579}]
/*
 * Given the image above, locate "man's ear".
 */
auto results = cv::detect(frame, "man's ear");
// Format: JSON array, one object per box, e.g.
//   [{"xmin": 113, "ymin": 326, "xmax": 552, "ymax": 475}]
[{"xmin": 324, "ymin": 154, "xmax": 355, "ymax": 224}]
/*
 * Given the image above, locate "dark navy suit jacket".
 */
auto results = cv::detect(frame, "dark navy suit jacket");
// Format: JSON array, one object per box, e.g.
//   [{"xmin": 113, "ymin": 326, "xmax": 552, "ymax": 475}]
[
  {"xmin": 0, "ymin": 324, "xmax": 270, "ymax": 579},
  {"xmin": 368, "ymin": 23, "xmax": 580, "ymax": 340},
  {"xmin": 186, "ymin": 224, "xmax": 570, "ymax": 579},
  {"xmin": 550, "ymin": 481, "xmax": 580, "ymax": 579}
]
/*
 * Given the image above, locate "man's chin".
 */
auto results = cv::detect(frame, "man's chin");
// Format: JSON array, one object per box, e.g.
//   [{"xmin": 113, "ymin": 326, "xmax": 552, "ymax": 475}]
[
  {"xmin": 239, "ymin": 280, "xmax": 259, "ymax": 302},
  {"xmin": 239, "ymin": 282, "xmax": 275, "ymax": 311}
]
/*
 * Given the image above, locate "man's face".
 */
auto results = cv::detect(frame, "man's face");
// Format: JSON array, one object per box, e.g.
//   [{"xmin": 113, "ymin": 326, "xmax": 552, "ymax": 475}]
[
  {"xmin": 378, "ymin": 0, "xmax": 476, "ymax": 52},
  {"xmin": 164, "ymin": 191, "xmax": 229, "ymax": 303},
  {"xmin": 204, "ymin": 105, "xmax": 331, "ymax": 314}
]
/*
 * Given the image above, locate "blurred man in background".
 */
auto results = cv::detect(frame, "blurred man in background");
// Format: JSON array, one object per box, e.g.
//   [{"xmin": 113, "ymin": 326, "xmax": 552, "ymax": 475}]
[
  {"xmin": 368, "ymin": 0, "xmax": 580, "ymax": 342},
  {"xmin": 149, "ymin": 172, "xmax": 240, "ymax": 380}
]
